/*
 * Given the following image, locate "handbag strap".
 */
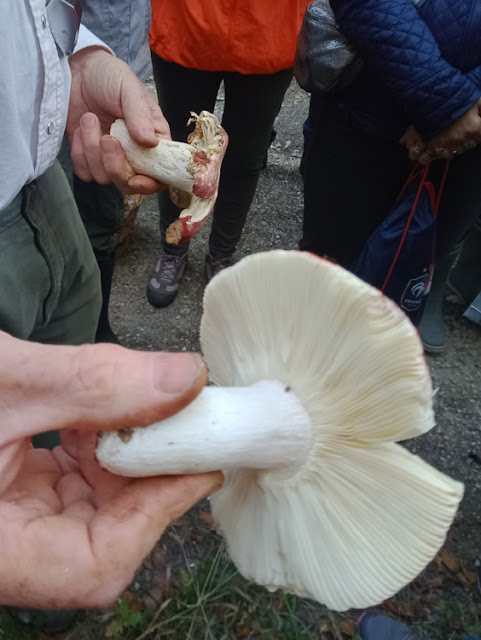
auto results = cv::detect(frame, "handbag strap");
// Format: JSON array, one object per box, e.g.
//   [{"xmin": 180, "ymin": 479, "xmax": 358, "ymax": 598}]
[{"xmin": 380, "ymin": 161, "xmax": 449, "ymax": 293}]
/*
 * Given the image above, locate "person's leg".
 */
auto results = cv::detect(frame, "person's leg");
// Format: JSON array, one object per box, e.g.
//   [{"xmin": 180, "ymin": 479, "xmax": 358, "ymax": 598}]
[
  {"xmin": 0, "ymin": 163, "xmax": 100, "ymax": 349},
  {"xmin": 58, "ymin": 137, "xmax": 124, "ymax": 343},
  {"xmin": 300, "ymin": 103, "xmax": 411, "ymax": 267},
  {"xmin": 28, "ymin": 161, "xmax": 101, "ymax": 348},
  {"xmin": 300, "ymin": 92, "xmax": 327, "ymax": 178},
  {"xmin": 0, "ymin": 189, "xmax": 54, "ymax": 341},
  {"xmin": 207, "ymin": 69, "xmax": 293, "ymax": 265},
  {"xmin": 24, "ymin": 161, "xmax": 100, "ymax": 446},
  {"xmin": 417, "ymin": 146, "xmax": 481, "ymax": 351},
  {"xmin": 418, "ymin": 243, "xmax": 461, "ymax": 353},
  {"xmin": 152, "ymin": 54, "xmax": 222, "ymax": 245},
  {"xmin": 436, "ymin": 146, "xmax": 481, "ymax": 260},
  {"xmin": 73, "ymin": 177, "xmax": 124, "ymax": 343},
  {"xmin": 448, "ymin": 214, "xmax": 481, "ymax": 305},
  {"xmin": 148, "ymin": 53, "xmax": 221, "ymax": 306}
]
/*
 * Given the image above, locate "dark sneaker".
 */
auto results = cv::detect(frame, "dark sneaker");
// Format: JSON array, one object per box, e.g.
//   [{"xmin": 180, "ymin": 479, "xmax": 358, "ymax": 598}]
[
  {"xmin": 205, "ymin": 253, "xmax": 234, "ymax": 282},
  {"xmin": 147, "ymin": 252, "xmax": 187, "ymax": 308},
  {"xmin": 357, "ymin": 612, "xmax": 420, "ymax": 640}
]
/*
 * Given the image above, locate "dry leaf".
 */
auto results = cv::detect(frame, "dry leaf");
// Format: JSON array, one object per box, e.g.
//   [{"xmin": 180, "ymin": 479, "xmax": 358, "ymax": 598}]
[
  {"xmin": 448, "ymin": 618, "xmax": 462, "ymax": 631},
  {"xmin": 144, "ymin": 545, "xmax": 168, "ymax": 571},
  {"xmin": 190, "ymin": 530, "xmax": 203, "ymax": 542},
  {"xmin": 382, "ymin": 599, "xmax": 415, "ymax": 619},
  {"xmin": 383, "ymin": 599, "xmax": 401, "ymax": 615},
  {"xmin": 457, "ymin": 571, "xmax": 477, "ymax": 586},
  {"xmin": 199, "ymin": 510, "xmax": 213, "ymax": 526},
  {"xmin": 147, "ymin": 571, "xmax": 172, "ymax": 605},
  {"xmin": 339, "ymin": 618, "xmax": 357, "ymax": 636},
  {"xmin": 438, "ymin": 549, "xmax": 460, "ymax": 573},
  {"xmin": 427, "ymin": 575, "xmax": 444, "ymax": 589},
  {"xmin": 236, "ymin": 624, "xmax": 252, "ymax": 637},
  {"xmin": 319, "ymin": 617, "xmax": 333, "ymax": 633},
  {"xmin": 122, "ymin": 593, "xmax": 143, "ymax": 613}
]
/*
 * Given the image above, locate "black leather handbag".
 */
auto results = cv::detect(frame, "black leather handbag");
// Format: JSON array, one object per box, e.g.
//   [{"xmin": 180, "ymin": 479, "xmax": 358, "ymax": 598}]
[{"xmin": 294, "ymin": 0, "xmax": 428, "ymax": 95}]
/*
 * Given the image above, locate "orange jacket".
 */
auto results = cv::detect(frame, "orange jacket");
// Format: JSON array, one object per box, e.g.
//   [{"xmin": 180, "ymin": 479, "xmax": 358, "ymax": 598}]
[{"xmin": 150, "ymin": 0, "xmax": 310, "ymax": 75}]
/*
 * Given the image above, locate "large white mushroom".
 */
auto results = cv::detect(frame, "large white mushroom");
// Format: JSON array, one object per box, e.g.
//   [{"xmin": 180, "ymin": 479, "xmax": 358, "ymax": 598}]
[
  {"xmin": 110, "ymin": 111, "xmax": 228, "ymax": 245},
  {"xmin": 96, "ymin": 250, "xmax": 463, "ymax": 611}
]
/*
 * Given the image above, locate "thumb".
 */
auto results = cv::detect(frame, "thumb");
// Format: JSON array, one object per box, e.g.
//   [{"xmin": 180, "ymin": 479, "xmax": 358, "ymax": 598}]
[
  {"xmin": 0, "ymin": 332, "xmax": 207, "ymax": 445},
  {"xmin": 120, "ymin": 74, "xmax": 168, "ymax": 148}
]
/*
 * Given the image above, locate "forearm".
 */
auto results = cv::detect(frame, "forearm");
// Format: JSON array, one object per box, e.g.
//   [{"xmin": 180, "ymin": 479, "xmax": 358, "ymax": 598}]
[{"xmin": 331, "ymin": 0, "xmax": 481, "ymax": 136}]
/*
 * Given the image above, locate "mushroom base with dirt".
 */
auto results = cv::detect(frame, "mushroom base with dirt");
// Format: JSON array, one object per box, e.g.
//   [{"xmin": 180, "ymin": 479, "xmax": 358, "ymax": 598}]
[{"xmin": 110, "ymin": 111, "xmax": 228, "ymax": 245}]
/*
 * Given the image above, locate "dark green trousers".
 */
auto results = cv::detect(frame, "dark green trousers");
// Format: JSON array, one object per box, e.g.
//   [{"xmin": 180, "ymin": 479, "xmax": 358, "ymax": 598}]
[{"xmin": 0, "ymin": 161, "xmax": 102, "ymax": 447}]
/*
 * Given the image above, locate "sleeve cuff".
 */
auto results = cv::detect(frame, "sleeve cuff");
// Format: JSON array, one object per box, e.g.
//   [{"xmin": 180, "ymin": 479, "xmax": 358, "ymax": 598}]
[
  {"xmin": 418, "ymin": 87, "xmax": 481, "ymax": 138},
  {"xmin": 73, "ymin": 24, "xmax": 115, "ymax": 57}
]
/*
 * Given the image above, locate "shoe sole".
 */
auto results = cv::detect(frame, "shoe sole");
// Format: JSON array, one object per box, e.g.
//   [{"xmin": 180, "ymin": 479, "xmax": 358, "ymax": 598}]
[{"xmin": 421, "ymin": 339, "xmax": 445, "ymax": 354}]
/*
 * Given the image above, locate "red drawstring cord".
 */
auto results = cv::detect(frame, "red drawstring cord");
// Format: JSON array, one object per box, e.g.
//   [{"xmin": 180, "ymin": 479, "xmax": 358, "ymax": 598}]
[{"xmin": 380, "ymin": 161, "xmax": 449, "ymax": 294}]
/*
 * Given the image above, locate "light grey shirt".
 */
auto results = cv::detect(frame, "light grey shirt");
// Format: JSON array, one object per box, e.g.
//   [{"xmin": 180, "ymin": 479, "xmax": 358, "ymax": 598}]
[
  {"xmin": 0, "ymin": 1, "xmax": 109, "ymax": 210},
  {"xmin": 79, "ymin": 0, "xmax": 152, "ymax": 81}
]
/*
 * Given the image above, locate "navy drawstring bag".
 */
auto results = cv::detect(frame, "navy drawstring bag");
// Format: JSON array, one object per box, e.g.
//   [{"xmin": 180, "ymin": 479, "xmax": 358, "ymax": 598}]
[{"xmin": 351, "ymin": 162, "xmax": 449, "ymax": 326}]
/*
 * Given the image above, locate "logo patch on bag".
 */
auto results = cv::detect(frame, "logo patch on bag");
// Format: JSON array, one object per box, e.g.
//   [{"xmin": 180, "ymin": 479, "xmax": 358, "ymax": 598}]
[{"xmin": 400, "ymin": 273, "xmax": 429, "ymax": 311}]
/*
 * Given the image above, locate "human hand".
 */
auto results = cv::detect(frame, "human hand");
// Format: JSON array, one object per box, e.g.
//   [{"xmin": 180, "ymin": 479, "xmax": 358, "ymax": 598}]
[
  {"xmin": 0, "ymin": 332, "xmax": 223, "ymax": 609},
  {"xmin": 66, "ymin": 48, "xmax": 170, "ymax": 194},
  {"xmin": 400, "ymin": 125, "xmax": 426, "ymax": 162},
  {"xmin": 401, "ymin": 104, "xmax": 481, "ymax": 165}
]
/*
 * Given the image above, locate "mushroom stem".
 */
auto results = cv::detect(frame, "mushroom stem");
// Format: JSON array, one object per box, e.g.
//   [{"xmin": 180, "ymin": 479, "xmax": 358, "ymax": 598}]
[
  {"xmin": 110, "ymin": 119, "xmax": 196, "ymax": 193},
  {"xmin": 96, "ymin": 380, "xmax": 312, "ymax": 477}
]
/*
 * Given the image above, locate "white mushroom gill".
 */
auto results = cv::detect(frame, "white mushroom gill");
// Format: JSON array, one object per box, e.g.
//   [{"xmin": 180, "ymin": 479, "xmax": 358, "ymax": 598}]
[{"xmin": 96, "ymin": 250, "xmax": 463, "ymax": 612}]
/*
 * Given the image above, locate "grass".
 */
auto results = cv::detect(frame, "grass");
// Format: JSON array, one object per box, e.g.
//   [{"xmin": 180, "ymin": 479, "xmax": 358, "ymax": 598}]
[
  {"xmin": 412, "ymin": 599, "xmax": 481, "ymax": 640},
  {"xmin": 0, "ymin": 608, "xmax": 36, "ymax": 639},
  {"xmin": 121, "ymin": 535, "xmax": 339, "ymax": 640},
  {"xmin": 0, "ymin": 529, "xmax": 478, "ymax": 639}
]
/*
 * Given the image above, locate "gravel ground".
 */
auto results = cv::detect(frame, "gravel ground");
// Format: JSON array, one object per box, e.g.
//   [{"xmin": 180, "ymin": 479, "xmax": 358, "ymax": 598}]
[{"xmin": 111, "ymin": 80, "xmax": 481, "ymax": 567}]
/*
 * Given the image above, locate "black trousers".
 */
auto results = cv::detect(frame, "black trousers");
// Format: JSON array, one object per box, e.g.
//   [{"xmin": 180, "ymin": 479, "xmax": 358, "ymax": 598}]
[
  {"xmin": 300, "ymin": 99, "xmax": 481, "ymax": 267},
  {"xmin": 151, "ymin": 53, "xmax": 293, "ymax": 258}
]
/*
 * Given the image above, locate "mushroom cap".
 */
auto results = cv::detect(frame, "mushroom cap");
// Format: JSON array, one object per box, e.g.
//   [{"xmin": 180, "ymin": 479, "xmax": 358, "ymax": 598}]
[{"xmin": 200, "ymin": 250, "xmax": 463, "ymax": 611}]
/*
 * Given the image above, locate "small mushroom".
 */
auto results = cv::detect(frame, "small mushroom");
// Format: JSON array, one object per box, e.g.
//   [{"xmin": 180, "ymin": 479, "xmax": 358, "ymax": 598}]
[
  {"xmin": 110, "ymin": 111, "xmax": 228, "ymax": 244},
  {"xmin": 96, "ymin": 250, "xmax": 463, "ymax": 611}
]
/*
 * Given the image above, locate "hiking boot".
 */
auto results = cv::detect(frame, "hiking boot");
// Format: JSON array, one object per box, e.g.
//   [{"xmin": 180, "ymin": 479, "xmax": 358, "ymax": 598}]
[
  {"xmin": 205, "ymin": 253, "xmax": 234, "ymax": 282},
  {"xmin": 147, "ymin": 251, "xmax": 188, "ymax": 308},
  {"xmin": 418, "ymin": 247, "xmax": 460, "ymax": 354}
]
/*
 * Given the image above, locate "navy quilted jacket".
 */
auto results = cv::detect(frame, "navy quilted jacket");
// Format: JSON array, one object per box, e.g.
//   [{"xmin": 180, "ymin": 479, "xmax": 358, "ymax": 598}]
[{"xmin": 329, "ymin": 0, "xmax": 481, "ymax": 140}]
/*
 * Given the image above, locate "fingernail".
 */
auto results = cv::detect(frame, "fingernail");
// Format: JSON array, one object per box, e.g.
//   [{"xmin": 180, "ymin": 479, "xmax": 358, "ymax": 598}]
[
  {"xmin": 100, "ymin": 137, "xmax": 118, "ymax": 154},
  {"xmin": 82, "ymin": 113, "xmax": 97, "ymax": 129},
  {"xmin": 153, "ymin": 353, "xmax": 205, "ymax": 394}
]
